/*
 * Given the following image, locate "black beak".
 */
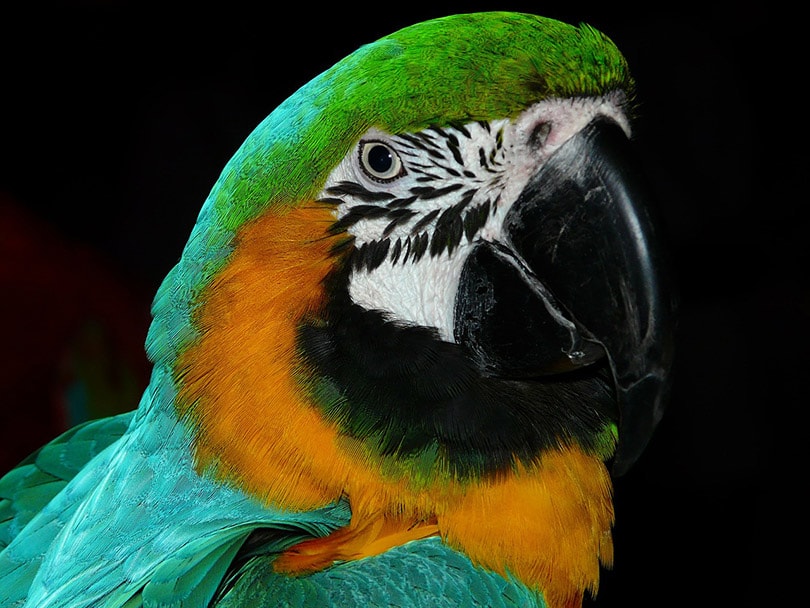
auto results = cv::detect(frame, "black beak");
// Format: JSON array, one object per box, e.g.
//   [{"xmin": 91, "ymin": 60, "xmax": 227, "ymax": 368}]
[{"xmin": 454, "ymin": 118, "xmax": 676, "ymax": 476}]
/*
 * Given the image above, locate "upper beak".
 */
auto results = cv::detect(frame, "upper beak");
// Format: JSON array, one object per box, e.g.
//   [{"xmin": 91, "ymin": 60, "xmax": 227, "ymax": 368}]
[{"xmin": 454, "ymin": 118, "xmax": 676, "ymax": 476}]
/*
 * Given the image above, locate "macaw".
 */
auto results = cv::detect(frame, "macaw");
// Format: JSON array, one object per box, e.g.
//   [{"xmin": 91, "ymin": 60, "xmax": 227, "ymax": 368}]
[{"xmin": 0, "ymin": 12, "xmax": 675, "ymax": 608}]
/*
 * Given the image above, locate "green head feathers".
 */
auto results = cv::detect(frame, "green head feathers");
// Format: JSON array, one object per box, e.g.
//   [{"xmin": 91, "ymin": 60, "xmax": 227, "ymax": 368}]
[
  {"xmin": 147, "ymin": 12, "xmax": 633, "ymax": 366},
  {"xmin": 220, "ymin": 12, "xmax": 633, "ymax": 225}
]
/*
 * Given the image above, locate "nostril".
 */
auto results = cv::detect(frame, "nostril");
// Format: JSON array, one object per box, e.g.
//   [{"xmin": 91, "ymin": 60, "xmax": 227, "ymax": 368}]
[{"xmin": 528, "ymin": 121, "xmax": 552, "ymax": 149}]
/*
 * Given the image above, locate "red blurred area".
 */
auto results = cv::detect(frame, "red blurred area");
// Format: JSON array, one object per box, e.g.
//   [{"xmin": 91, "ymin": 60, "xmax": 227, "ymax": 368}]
[{"xmin": 0, "ymin": 193, "xmax": 152, "ymax": 471}]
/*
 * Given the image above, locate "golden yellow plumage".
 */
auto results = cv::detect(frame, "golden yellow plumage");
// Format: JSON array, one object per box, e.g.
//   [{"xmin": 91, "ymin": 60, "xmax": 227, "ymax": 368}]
[{"xmin": 175, "ymin": 203, "xmax": 615, "ymax": 608}]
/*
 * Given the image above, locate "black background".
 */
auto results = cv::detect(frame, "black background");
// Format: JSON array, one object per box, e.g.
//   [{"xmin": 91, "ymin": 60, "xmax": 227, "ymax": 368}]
[{"xmin": 1, "ymin": 3, "xmax": 802, "ymax": 606}]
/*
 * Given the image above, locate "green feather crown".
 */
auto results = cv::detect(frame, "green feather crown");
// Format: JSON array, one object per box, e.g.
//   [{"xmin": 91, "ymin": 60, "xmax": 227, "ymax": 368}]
[
  {"xmin": 146, "ymin": 12, "xmax": 633, "ymax": 367},
  {"xmin": 220, "ymin": 12, "xmax": 632, "ymax": 225}
]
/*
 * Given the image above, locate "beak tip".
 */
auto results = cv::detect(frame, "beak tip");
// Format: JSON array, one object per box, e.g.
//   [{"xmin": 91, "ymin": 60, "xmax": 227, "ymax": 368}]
[{"xmin": 611, "ymin": 370, "xmax": 672, "ymax": 476}]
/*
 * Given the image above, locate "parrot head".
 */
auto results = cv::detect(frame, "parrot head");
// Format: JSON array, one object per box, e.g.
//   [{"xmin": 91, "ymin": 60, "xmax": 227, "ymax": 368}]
[{"xmin": 143, "ymin": 11, "xmax": 675, "ymax": 605}]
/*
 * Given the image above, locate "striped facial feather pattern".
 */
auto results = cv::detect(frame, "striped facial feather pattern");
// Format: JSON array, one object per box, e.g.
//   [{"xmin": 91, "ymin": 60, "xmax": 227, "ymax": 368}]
[
  {"xmin": 320, "ymin": 118, "xmax": 511, "ymax": 267},
  {"xmin": 318, "ymin": 96, "xmax": 631, "ymax": 340}
]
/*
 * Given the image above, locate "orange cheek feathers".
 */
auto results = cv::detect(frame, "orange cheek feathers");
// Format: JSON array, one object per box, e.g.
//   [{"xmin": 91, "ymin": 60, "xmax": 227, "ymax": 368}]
[{"xmin": 174, "ymin": 204, "xmax": 354, "ymax": 509}]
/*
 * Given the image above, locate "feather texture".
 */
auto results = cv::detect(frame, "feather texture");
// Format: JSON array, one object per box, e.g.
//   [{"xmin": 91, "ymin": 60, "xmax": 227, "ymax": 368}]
[{"xmin": 217, "ymin": 537, "xmax": 545, "ymax": 608}]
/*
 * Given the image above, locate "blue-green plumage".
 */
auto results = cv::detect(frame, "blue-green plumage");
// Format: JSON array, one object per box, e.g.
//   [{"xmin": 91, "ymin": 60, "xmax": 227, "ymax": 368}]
[
  {"xmin": 0, "ymin": 405, "xmax": 542, "ymax": 608},
  {"xmin": 218, "ymin": 537, "xmax": 543, "ymax": 608}
]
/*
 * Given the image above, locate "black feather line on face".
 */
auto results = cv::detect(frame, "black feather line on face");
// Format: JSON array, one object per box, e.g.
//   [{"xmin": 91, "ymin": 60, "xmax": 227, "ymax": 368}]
[
  {"xmin": 382, "ymin": 209, "xmax": 417, "ymax": 238},
  {"xmin": 326, "ymin": 181, "xmax": 395, "ymax": 202},
  {"xmin": 446, "ymin": 137, "xmax": 463, "ymax": 164},
  {"xmin": 386, "ymin": 195, "xmax": 419, "ymax": 209},
  {"xmin": 410, "ymin": 232, "xmax": 429, "ymax": 262},
  {"xmin": 428, "ymin": 125, "xmax": 465, "ymax": 166},
  {"xmin": 410, "ymin": 208, "xmax": 441, "ymax": 234},
  {"xmin": 351, "ymin": 238, "xmax": 391, "ymax": 271},
  {"xmin": 396, "ymin": 133, "xmax": 445, "ymax": 160},
  {"xmin": 430, "ymin": 202, "xmax": 465, "ymax": 257},
  {"xmin": 390, "ymin": 238, "xmax": 403, "ymax": 264},
  {"xmin": 296, "ymin": 268, "xmax": 617, "ymax": 480},
  {"xmin": 478, "ymin": 148, "xmax": 494, "ymax": 172},
  {"xmin": 327, "ymin": 204, "xmax": 390, "ymax": 234},
  {"xmin": 449, "ymin": 122, "xmax": 472, "ymax": 138},
  {"xmin": 463, "ymin": 201, "xmax": 490, "ymax": 241},
  {"xmin": 409, "ymin": 183, "xmax": 464, "ymax": 200},
  {"xmin": 415, "ymin": 173, "xmax": 442, "ymax": 183}
]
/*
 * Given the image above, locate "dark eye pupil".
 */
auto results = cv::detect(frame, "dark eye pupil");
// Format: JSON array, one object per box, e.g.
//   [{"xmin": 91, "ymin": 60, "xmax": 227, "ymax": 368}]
[{"xmin": 367, "ymin": 144, "xmax": 394, "ymax": 174}]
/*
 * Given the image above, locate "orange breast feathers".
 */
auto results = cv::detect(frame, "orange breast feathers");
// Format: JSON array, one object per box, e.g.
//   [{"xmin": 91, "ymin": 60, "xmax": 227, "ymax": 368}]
[{"xmin": 174, "ymin": 202, "xmax": 614, "ymax": 608}]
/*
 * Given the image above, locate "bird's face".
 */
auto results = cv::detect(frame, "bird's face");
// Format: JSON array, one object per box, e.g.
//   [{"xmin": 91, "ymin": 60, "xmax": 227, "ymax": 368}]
[
  {"xmin": 311, "ymin": 92, "xmax": 673, "ymax": 476},
  {"xmin": 323, "ymin": 94, "xmax": 631, "ymax": 342}
]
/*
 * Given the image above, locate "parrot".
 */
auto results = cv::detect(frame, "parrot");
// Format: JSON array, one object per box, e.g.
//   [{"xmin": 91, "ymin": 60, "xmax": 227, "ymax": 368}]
[{"xmin": 0, "ymin": 11, "xmax": 675, "ymax": 608}]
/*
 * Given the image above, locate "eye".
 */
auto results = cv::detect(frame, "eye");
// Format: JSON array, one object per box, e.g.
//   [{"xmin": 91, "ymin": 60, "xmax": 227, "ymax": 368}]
[{"xmin": 358, "ymin": 140, "xmax": 405, "ymax": 182}]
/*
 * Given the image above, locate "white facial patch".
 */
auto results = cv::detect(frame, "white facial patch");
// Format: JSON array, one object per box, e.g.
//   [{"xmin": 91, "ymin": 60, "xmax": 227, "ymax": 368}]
[
  {"xmin": 348, "ymin": 241, "xmax": 474, "ymax": 341},
  {"xmin": 318, "ymin": 93, "xmax": 631, "ymax": 342}
]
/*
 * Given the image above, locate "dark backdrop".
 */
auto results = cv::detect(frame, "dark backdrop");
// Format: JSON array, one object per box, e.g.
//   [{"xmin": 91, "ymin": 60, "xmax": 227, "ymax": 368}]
[{"xmin": 1, "ymin": 3, "xmax": 800, "ymax": 606}]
